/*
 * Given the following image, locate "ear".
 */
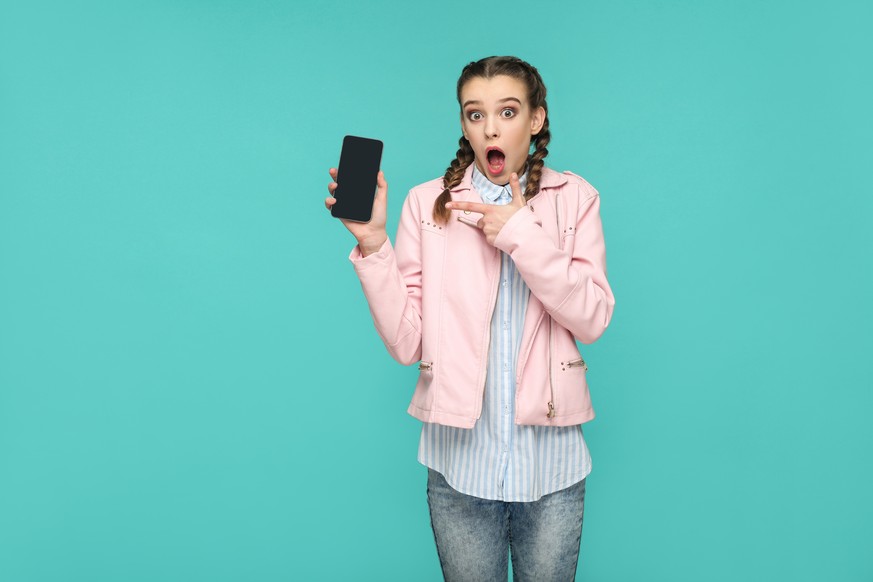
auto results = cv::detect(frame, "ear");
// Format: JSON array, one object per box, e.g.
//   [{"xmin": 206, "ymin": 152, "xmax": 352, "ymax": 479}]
[
  {"xmin": 530, "ymin": 106, "xmax": 546, "ymax": 136},
  {"xmin": 460, "ymin": 113, "xmax": 468, "ymax": 140}
]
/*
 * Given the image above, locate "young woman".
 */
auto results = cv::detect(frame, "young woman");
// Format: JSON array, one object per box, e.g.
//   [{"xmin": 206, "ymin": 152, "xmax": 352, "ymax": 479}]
[{"xmin": 325, "ymin": 56, "xmax": 616, "ymax": 581}]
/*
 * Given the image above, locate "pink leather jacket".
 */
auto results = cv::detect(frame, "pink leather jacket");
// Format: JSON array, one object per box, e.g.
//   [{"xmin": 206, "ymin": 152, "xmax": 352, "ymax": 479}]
[{"xmin": 349, "ymin": 164, "xmax": 616, "ymax": 428}]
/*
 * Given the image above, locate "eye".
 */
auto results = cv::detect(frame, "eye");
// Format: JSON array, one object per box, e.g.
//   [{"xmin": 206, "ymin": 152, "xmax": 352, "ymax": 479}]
[
  {"xmin": 468, "ymin": 111, "xmax": 483, "ymax": 121},
  {"xmin": 501, "ymin": 108, "xmax": 516, "ymax": 118}
]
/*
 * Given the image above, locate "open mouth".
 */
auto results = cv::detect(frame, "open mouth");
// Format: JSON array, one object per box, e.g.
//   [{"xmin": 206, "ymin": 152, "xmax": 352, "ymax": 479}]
[{"xmin": 486, "ymin": 147, "xmax": 505, "ymax": 176}]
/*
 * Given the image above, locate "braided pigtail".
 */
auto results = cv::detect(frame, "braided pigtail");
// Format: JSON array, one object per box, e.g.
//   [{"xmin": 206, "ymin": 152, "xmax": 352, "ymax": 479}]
[
  {"xmin": 432, "ymin": 136, "xmax": 475, "ymax": 224},
  {"xmin": 524, "ymin": 116, "xmax": 550, "ymax": 200}
]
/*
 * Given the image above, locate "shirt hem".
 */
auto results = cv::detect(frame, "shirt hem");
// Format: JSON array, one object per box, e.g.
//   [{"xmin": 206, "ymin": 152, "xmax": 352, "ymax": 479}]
[{"xmin": 419, "ymin": 460, "xmax": 591, "ymax": 503}]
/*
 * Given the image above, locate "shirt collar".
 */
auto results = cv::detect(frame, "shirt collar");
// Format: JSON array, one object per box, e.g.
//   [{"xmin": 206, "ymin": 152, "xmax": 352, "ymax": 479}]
[{"xmin": 471, "ymin": 163, "xmax": 529, "ymax": 205}]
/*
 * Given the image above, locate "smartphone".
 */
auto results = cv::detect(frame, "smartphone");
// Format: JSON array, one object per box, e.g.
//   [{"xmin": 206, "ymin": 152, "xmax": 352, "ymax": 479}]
[{"xmin": 331, "ymin": 135, "xmax": 384, "ymax": 222}]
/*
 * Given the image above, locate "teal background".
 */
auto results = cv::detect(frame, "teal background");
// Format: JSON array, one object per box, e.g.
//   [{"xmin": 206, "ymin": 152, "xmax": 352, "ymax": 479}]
[{"xmin": 1, "ymin": 0, "xmax": 871, "ymax": 580}]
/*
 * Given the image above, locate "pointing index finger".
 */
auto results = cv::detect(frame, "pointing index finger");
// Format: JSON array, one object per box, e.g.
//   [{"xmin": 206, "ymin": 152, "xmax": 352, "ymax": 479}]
[{"xmin": 446, "ymin": 200, "xmax": 490, "ymax": 213}]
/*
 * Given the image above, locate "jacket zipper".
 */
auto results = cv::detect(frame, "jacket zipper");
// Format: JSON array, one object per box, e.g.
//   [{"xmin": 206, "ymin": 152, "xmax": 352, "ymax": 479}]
[
  {"xmin": 419, "ymin": 361, "xmax": 433, "ymax": 371},
  {"xmin": 547, "ymin": 191, "xmax": 562, "ymax": 419},
  {"xmin": 548, "ymin": 316, "xmax": 556, "ymax": 419}
]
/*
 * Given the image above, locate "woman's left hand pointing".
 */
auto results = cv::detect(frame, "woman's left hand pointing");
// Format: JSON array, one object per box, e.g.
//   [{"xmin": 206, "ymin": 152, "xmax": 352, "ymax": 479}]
[{"xmin": 445, "ymin": 172, "xmax": 526, "ymax": 246}]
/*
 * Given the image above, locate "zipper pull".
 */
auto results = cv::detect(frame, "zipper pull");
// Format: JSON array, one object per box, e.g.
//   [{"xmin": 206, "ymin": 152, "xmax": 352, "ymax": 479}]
[
  {"xmin": 547, "ymin": 401, "xmax": 556, "ymax": 418},
  {"xmin": 419, "ymin": 361, "xmax": 433, "ymax": 371},
  {"xmin": 563, "ymin": 357, "xmax": 589, "ymax": 371}
]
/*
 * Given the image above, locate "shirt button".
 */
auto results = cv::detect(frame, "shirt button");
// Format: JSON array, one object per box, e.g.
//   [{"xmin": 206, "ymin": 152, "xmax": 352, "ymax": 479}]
[
  {"xmin": 503, "ymin": 321, "xmax": 509, "ymax": 330},
  {"xmin": 504, "ymin": 406, "xmax": 509, "ymax": 415},
  {"xmin": 502, "ymin": 279, "xmax": 508, "ymax": 287},
  {"xmin": 503, "ymin": 362, "xmax": 510, "ymax": 371}
]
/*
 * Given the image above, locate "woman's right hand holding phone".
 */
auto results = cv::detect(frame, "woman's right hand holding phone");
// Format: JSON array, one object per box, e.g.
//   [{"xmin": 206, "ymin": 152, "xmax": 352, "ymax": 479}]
[{"xmin": 325, "ymin": 167, "xmax": 388, "ymax": 257}]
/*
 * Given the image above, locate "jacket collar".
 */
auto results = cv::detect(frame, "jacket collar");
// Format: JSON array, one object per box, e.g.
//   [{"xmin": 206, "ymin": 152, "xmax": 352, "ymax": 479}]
[{"xmin": 450, "ymin": 162, "xmax": 568, "ymax": 197}]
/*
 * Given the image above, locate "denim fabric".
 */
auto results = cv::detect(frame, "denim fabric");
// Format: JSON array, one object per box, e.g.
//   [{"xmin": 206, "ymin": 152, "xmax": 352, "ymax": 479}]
[{"xmin": 426, "ymin": 468, "xmax": 586, "ymax": 581}]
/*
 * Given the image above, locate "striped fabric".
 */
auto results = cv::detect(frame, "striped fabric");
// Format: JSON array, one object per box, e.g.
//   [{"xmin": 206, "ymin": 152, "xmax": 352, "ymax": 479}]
[{"xmin": 417, "ymin": 164, "xmax": 591, "ymax": 502}]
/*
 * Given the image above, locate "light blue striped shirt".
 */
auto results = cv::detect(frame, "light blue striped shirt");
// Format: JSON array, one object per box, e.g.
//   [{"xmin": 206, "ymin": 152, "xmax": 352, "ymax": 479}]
[{"xmin": 417, "ymin": 164, "xmax": 591, "ymax": 502}]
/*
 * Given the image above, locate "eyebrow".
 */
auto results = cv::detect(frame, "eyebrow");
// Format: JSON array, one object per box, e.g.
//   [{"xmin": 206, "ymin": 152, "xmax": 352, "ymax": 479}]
[{"xmin": 462, "ymin": 97, "xmax": 523, "ymax": 109}]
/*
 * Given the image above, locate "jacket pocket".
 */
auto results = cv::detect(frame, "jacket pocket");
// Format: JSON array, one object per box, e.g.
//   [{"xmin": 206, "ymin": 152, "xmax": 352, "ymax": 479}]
[
  {"xmin": 555, "ymin": 354, "xmax": 592, "ymax": 416},
  {"xmin": 562, "ymin": 356, "xmax": 587, "ymax": 372}
]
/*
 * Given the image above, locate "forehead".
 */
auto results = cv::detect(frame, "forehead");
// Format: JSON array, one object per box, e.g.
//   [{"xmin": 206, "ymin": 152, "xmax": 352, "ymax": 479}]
[{"xmin": 460, "ymin": 75, "xmax": 528, "ymax": 108}]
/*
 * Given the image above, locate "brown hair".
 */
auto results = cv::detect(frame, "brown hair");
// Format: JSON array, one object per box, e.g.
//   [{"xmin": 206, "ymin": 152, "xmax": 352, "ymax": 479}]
[{"xmin": 432, "ymin": 56, "xmax": 551, "ymax": 224}]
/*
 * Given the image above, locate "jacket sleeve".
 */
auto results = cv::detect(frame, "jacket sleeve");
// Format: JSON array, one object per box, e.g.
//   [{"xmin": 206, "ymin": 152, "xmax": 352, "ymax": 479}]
[
  {"xmin": 347, "ymin": 190, "xmax": 423, "ymax": 365},
  {"xmin": 493, "ymin": 181, "xmax": 616, "ymax": 344}
]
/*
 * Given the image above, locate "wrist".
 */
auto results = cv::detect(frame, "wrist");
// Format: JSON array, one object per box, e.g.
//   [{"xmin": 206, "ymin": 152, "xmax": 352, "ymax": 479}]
[{"xmin": 358, "ymin": 233, "xmax": 387, "ymax": 257}]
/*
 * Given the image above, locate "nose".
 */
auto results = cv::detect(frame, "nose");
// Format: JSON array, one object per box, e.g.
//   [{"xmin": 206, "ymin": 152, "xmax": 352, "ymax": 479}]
[{"xmin": 484, "ymin": 116, "xmax": 499, "ymax": 139}]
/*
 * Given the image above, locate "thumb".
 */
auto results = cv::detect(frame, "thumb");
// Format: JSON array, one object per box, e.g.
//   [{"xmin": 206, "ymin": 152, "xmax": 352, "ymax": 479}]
[
  {"xmin": 375, "ymin": 170, "xmax": 388, "ymax": 201},
  {"xmin": 510, "ymin": 172, "xmax": 524, "ymax": 205}
]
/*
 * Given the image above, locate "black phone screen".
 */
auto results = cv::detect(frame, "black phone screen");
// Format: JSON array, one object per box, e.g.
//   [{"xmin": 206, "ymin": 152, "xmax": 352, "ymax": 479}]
[{"xmin": 331, "ymin": 135, "xmax": 383, "ymax": 223}]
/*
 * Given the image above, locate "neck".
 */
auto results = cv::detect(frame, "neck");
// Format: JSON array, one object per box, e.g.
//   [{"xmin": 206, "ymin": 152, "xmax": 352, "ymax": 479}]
[{"xmin": 473, "ymin": 160, "xmax": 528, "ymax": 186}]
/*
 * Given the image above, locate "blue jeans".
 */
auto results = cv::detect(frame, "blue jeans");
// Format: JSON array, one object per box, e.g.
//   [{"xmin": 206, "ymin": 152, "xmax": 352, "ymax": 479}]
[{"xmin": 426, "ymin": 468, "xmax": 586, "ymax": 582}]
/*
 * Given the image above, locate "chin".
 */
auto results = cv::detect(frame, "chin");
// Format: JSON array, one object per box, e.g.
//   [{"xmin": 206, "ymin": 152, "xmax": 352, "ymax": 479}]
[{"xmin": 498, "ymin": 165, "xmax": 520, "ymax": 182}]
